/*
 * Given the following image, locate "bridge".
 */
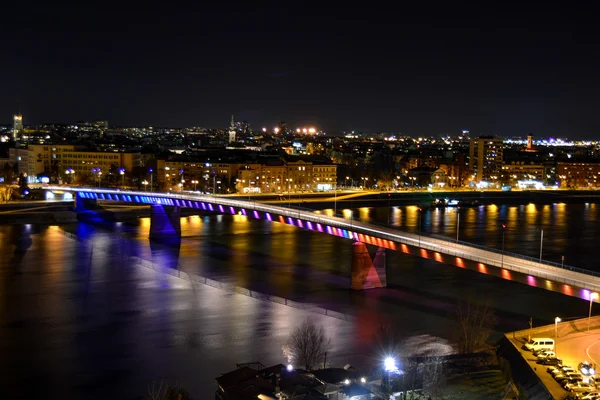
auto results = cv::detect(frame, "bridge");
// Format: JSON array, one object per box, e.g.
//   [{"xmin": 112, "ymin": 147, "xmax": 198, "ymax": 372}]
[{"xmin": 47, "ymin": 186, "xmax": 600, "ymax": 298}]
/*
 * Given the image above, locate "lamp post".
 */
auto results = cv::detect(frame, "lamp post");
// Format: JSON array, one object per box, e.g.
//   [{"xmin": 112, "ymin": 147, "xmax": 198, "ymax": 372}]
[
  {"xmin": 539, "ymin": 228, "xmax": 544, "ymax": 263},
  {"xmin": 589, "ymin": 292, "xmax": 598, "ymax": 332},
  {"xmin": 456, "ymin": 206, "xmax": 461, "ymax": 242},
  {"xmin": 418, "ymin": 207, "xmax": 422, "ymax": 248},
  {"xmin": 148, "ymin": 168, "xmax": 153, "ymax": 192},
  {"xmin": 555, "ymin": 317, "xmax": 561, "ymax": 353},
  {"xmin": 119, "ymin": 168, "xmax": 125, "ymax": 187},
  {"xmin": 501, "ymin": 223, "xmax": 506, "ymax": 269},
  {"xmin": 142, "ymin": 180, "xmax": 149, "ymax": 191},
  {"xmin": 191, "ymin": 180, "xmax": 198, "ymax": 191},
  {"xmin": 333, "ymin": 181, "xmax": 337, "ymax": 215}
]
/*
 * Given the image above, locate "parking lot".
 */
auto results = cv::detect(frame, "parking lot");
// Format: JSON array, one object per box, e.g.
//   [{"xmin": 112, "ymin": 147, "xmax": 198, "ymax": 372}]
[{"xmin": 507, "ymin": 316, "xmax": 600, "ymax": 399}]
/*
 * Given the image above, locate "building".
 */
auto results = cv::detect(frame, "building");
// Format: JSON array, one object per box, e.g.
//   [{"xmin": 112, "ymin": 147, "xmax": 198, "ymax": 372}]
[
  {"xmin": 9, "ymin": 144, "xmax": 141, "ymax": 183},
  {"xmin": 557, "ymin": 162, "xmax": 600, "ymax": 188},
  {"xmin": 13, "ymin": 114, "xmax": 23, "ymax": 140},
  {"xmin": 228, "ymin": 115, "xmax": 236, "ymax": 143},
  {"xmin": 500, "ymin": 162, "xmax": 545, "ymax": 186},
  {"xmin": 469, "ymin": 136, "xmax": 504, "ymax": 183}
]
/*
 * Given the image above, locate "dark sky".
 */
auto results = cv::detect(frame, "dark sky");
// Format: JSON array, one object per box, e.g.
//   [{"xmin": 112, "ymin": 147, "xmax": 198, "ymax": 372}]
[{"xmin": 2, "ymin": 1, "xmax": 600, "ymax": 138}]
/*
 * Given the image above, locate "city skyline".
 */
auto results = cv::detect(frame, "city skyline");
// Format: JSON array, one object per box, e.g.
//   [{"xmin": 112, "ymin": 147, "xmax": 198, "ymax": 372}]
[{"xmin": 2, "ymin": 2, "xmax": 600, "ymax": 138}]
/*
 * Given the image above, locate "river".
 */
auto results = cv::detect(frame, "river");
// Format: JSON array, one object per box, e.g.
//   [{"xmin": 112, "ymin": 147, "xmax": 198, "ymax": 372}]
[{"xmin": 0, "ymin": 202, "xmax": 596, "ymax": 398}]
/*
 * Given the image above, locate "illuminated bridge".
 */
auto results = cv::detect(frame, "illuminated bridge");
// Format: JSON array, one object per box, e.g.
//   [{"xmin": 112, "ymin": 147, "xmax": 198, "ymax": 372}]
[{"xmin": 48, "ymin": 186, "xmax": 600, "ymax": 298}]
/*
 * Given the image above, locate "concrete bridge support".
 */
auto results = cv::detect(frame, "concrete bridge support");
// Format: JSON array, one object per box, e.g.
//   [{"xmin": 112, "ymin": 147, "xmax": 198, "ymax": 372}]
[
  {"xmin": 351, "ymin": 242, "xmax": 387, "ymax": 290},
  {"xmin": 75, "ymin": 193, "xmax": 97, "ymax": 212},
  {"xmin": 149, "ymin": 205, "xmax": 181, "ymax": 239}
]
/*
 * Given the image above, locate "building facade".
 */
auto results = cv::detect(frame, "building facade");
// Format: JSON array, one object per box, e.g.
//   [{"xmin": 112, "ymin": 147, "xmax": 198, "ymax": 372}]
[
  {"xmin": 469, "ymin": 136, "xmax": 504, "ymax": 183},
  {"xmin": 500, "ymin": 162, "xmax": 545, "ymax": 186},
  {"xmin": 557, "ymin": 162, "xmax": 600, "ymax": 188}
]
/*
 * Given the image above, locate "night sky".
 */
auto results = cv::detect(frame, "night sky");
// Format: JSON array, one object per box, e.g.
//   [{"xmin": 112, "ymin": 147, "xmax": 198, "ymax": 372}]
[{"xmin": 2, "ymin": 1, "xmax": 600, "ymax": 138}]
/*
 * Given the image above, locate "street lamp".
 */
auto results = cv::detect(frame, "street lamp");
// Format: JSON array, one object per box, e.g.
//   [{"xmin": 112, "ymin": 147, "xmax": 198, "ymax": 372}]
[
  {"xmin": 539, "ymin": 228, "xmax": 544, "ymax": 263},
  {"xmin": 501, "ymin": 223, "xmax": 506, "ymax": 269},
  {"xmin": 119, "ymin": 168, "xmax": 125, "ymax": 187},
  {"xmin": 142, "ymin": 180, "xmax": 149, "ymax": 191},
  {"xmin": 418, "ymin": 207, "xmax": 422, "ymax": 247},
  {"xmin": 555, "ymin": 316, "xmax": 561, "ymax": 353},
  {"xmin": 589, "ymin": 292, "xmax": 599, "ymax": 332},
  {"xmin": 191, "ymin": 179, "xmax": 198, "ymax": 191},
  {"xmin": 456, "ymin": 206, "xmax": 461, "ymax": 242},
  {"xmin": 148, "ymin": 168, "xmax": 153, "ymax": 192}
]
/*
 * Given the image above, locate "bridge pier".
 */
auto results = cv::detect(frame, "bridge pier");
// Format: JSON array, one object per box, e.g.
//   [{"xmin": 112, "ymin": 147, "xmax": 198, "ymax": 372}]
[
  {"xmin": 149, "ymin": 205, "xmax": 181, "ymax": 239},
  {"xmin": 74, "ymin": 193, "xmax": 97, "ymax": 212},
  {"xmin": 351, "ymin": 242, "xmax": 387, "ymax": 290}
]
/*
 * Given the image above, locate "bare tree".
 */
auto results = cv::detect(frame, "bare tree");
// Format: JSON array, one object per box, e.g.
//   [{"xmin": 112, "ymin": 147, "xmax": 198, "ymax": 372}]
[
  {"xmin": 453, "ymin": 297, "xmax": 497, "ymax": 354},
  {"xmin": 421, "ymin": 355, "xmax": 446, "ymax": 398},
  {"xmin": 283, "ymin": 319, "xmax": 331, "ymax": 371}
]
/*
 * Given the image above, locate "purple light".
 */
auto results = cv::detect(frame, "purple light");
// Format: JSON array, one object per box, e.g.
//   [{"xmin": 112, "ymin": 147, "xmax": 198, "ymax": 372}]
[
  {"xmin": 307, "ymin": 221, "xmax": 313, "ymax": 230},
  {"xmin": 297, "ymin": 219, "xmax": 303, "ymax": 228},
  {"xmin": 287, "ymin": 217, "xmax": 294, "ymax": 226},
  {"xmin": 266, "ymin": 213, "xmax": 272, "ymax": 221},
  {"xmin": 201, "ymin": 202, "xmax": 206, "ymax": 210},
  {"xmin": 253, "ymin": 210, "xmax": 259, "ymax": 219},
  {"xmin": 326, "ymin": 226, "xmax": 332, "ymax": 234},
  {"xmin": 208, "ymin": 204, "xmax": 214, "ymax": 211},
  {"xmin": 218, "ymin": 205, "xmax": 224, "ymax": 213},
  {"xmin": 317, "ymin": 223, "xmax": 323, "ymax": 232},
  {"xmin": 229, "ymin": 206, "xmax": 235, "ymax": 214},
  {"xmin": 241, "ymin": 208, "xmax": 247, "ymax": 216}
]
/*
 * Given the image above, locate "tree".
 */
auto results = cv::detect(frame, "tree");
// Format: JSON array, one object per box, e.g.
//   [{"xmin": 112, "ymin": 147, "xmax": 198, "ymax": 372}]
[
  {"xmin": 283, "ymin": 319, "xmax": 331, "ymax": 370},
  {"xmin": 453, "ymin": 297, "xmax": 497, "ymax": 354}
]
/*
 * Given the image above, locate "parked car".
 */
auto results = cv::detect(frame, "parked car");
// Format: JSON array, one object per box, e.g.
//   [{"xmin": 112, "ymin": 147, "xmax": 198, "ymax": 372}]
[
  {"xmin": 553, "ymin": 367, "xmax": 576, "ymax": 377},
  {"xmin": 536, "ymin": 350, "xmax": 556, "ymax": 358},
  {"xmin": 579, "ymin": 362, "xmax": 597, "ymax": 376},
  {"xmin": 539, "ymin": 357, "xmax": 563, "ymax": 366},
  {"xmin": 556, "ymin": 373, "xmax": 583, "ymax": 384},
  {"xmin": 534, "ymin": 349, "xmax": 556, "ymax": 357},
  {"xmin": 565, "ymin": 381, "xmax": 593, "ymax": 392},
  {"xmin": 578, "ymin": 393, "xmax": 600, "ymax": 400}
]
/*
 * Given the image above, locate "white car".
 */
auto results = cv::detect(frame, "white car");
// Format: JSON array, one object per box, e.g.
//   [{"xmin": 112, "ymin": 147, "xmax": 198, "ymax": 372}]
[
  {"xmin": 537, "ymin": 351, "xmax": 556, "ymax": 359},
  {"xmin": 552, "ymin": 367, "xmax": 575, "ymax": 377},
  {"xmin": 565, "ymin": 382, "xmax": 595, "ymax": 393}
]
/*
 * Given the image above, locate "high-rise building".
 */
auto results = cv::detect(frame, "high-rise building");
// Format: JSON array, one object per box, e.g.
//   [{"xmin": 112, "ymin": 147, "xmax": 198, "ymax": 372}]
[
  {"xmin": 13, "ymin": 114, "xmax": 23, "ymax": 140},
  {"xmin": 469, "ymin": 136, "xmax": 504, "ymax": 183},
  {"xmin": 228, "ymin": 115, "xmax": 236, "ymax": 143}
]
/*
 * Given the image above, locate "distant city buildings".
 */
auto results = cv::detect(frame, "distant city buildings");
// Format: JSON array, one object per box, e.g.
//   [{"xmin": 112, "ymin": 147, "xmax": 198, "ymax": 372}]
[{"xmin": 5, "ymin": 111, "xmax": 600, "ymax": 190}]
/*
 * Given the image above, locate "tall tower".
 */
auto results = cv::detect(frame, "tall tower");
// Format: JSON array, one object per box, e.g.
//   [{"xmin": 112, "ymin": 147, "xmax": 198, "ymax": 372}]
[
  {"xmin": 527, "ymin": 134, "xmax": 533, "ymax": 151},
  {"xmin": 228, "ymin": 114, "xmax": 236, "ymax": 143},
  {"xmin": 13, "ymin": 113, "xmax": 23, "ymax": 140}
]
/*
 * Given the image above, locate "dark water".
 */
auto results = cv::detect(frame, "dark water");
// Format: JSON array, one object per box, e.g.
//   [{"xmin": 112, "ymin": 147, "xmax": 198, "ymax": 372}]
[{"xmin": 0, "ymin": 203, "xmax": 597, "ymax": 398}]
